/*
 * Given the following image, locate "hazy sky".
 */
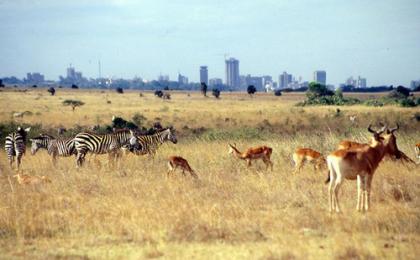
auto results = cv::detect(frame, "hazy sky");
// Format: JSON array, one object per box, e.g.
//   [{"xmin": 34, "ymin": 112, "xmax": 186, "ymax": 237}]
[{"xmin": 1, "ymin": 0, "xmax": 419, "ymax": 86}]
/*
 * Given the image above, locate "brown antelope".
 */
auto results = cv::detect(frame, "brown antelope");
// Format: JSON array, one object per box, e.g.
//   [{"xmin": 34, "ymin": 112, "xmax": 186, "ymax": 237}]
[
  {"xmin": 228, "ymin": 143, "xmax": 273, "ymax": 170},
  {"xmin": 326, "ymin": 124, "xmax": 400, "ymax": 213},
  {"xmin": 167, "ymin": 156, "xmax": 198, "ymax": 178},
  {"xmin": 13, "ymin": 173, "xmax": 51, "ymax": 185},
  {"xmin": 415, "ymin": 143, "xmax": 420, "ymax": 161},
  {"xmin": 292, "ymin": 148, "xmax": 326, "ymax": 174},
  {"xmin": 339, "ymin": 139, "xmax": 416, "ymax": 165}
]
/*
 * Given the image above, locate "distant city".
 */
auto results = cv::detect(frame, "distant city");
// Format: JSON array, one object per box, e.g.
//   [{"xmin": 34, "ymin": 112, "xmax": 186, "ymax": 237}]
[{"xmin": 1, "ymin": 58, "xmax": 419, "ymax": 91}]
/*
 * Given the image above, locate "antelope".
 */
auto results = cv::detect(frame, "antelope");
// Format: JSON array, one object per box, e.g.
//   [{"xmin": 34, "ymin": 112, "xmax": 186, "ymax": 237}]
[
  {"xmin": 167, "ymin": 156, "xmax": 198, "ymax": 178},
  {"xmin": 292, "ymin": 148, "xmax": 326, "ymax": 174},
  {"xmin": 228, "ymin": 143, "xmax": 273, "ymax": 170},
  {"xmin": 326, "ymin": 124, "xmax": 400, "ymax": 213},
  {"xmin": 338, "ymin": 139, "xmax": 416, "ymax": 165},
  {"xmin": 416, "ymin": 143, "xmax": 420, "ymax": 161},
  {"xmin": 13, "ymin": 173, "xmax": 51, "ymax": 185}
]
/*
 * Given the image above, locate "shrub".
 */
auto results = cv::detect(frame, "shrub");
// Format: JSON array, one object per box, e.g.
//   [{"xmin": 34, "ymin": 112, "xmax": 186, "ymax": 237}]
[
  {"xmin": 32, "ymin": 85, "xmax": 37, "ymax": 88},
  {"xmin": 116, "ymin": 87, "xmax": 124, "ymax": 94},
  {"xmin": 247, "ymin": 85, "xmax": 257, "ymax": 96},
  {"xmin": 399, "ymin": 98, "xmax": 416, "ymax": 107},
  {"xmin": 274, "ymin": 89, "xmax": 282, "ymax": 96},
  {"xmin": 201, "ymin": 82, "xmax": 208, "ymax": 97},
  {"xmin": 154, "ymin": 90, "xmax": 163, "ymax": 98},
  {"xmin": 71, "ymin": 84, "xmax": 79, "ymax": 89},
  {"xmin": 0, "ymin": 79, "xmax": 4, "ymax": 88},
  {"xmin": 212, "ymin": 88, "xmax": 220, "ymax": 99},
  {"xmin": 47, "ymin": 87, "xmax": 55, "ymax": 96}
]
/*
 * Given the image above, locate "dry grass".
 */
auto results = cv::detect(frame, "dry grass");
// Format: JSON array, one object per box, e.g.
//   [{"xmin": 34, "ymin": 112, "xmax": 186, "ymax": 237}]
[{"xmin": 0, "ymin": 89, "xmax": 419, "ymax": 259}]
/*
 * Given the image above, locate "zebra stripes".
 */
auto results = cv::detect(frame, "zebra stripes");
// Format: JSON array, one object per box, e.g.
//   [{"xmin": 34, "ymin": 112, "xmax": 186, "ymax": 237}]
[
  {"xmin": 128, "ymin": 128, "xmax": 177, "ymax": 156},
  {"xmin": 5, "ymin": 127, "xmax": 31, "ymax": 169},
  {"xmin": 74, "ymin": 129, "xmax": 136, "ymax": 167},
  {"xmin": 29, "ymin": 134, "xmax": 76, "ymax": 164}
]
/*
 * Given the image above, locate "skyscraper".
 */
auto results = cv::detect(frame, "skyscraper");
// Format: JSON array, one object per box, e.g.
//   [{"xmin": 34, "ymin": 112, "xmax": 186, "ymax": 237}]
[
  {"xmin": 314, "ymin": 71, "xmax": 326, "ymax": 85},
  {"xmin": 200, "ymin": 66, "xmax": 208, "ymax": 85},
  {"xmin": 225, "ymin": 58, "xmax": 240, "ymax": 89},
  {"xmin": 278, "ymin": 71, "xmax": 292, "ymax": 88}
]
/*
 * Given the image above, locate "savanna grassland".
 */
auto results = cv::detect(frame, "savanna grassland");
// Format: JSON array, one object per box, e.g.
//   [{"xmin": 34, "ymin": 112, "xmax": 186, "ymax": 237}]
[{"xmin": 0, "ymin": 89, "xmax": 419, "ymax": 259}]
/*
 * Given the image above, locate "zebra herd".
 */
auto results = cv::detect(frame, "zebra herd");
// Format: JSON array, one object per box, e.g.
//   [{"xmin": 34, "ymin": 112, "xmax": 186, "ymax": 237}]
[{"xmin": 4, "ymin": 126, "xmax": 177, "ymax": 169}]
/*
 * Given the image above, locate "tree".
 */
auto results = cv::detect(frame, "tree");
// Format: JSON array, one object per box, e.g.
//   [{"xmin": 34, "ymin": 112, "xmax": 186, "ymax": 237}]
[
  {"xmin": 116, "ymin": 87, "xmax": 124, "ymax": 94},
  {"xmin": 71, "ymin": 84, "xmax": 79, "ymax": 89},
  {"xmin": 163, "ymin": 86, "xmax": 169, "ymax": 91},
  {"xmin": 154, "ymin": 90, "xmax": 163, "ymax": 98},
  {"xmin": 47, "ymin": 87, "xmax": 55, "ymax": 96},
  {"xmin": 201, "ymin": 82, "xmax": 208, "ymax": 97},
  {"xmin": 0, "ymin": 79, "xmax": 4, "ymax": 88},
  {"xmin": 274, "ymin": 89, "xmax": 282, "ymax": 96},
  {"xmin": 307, "ymin": 82, "xmax": 334, "ymax": 99},
  {"xmin": 32, "ymin": 84, "xmax": 37, "ymax": 88},
  {"xmin": 212, "ymin": 88, "xmax": 220, "ymax": 99},
  {"xmin": 63, "ymin": 99, "xmax": 85, "ymax": 111},
  {"xmin": 247, "ymin": 85, "xmax": 257, "ymax": 97}
]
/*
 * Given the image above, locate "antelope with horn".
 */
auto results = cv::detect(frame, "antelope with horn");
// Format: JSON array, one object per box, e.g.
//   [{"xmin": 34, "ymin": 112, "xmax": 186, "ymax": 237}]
[
  {"xmin": 228, "ymin": 143, "xmax": 273, "ymax": 170},
  {"xmin": 326, "ymin": 124, "xmax": 400, "ymax": 213}
]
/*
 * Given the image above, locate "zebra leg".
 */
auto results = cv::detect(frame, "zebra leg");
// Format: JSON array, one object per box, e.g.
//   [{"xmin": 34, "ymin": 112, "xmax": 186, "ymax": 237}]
[{"xmin": 76, "ymin": 152, "xmax": 85, "ymax": 167}]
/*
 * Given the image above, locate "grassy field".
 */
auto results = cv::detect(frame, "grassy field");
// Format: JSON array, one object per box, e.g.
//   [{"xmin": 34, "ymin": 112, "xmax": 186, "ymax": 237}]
[{"xmin": 0, "ymin": 88, "xmax": 419, "ymax": 259}]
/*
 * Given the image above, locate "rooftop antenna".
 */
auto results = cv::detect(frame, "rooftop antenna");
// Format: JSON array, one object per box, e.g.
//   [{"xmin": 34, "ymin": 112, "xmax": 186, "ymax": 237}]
[{"xmin": 98, "ymin": 60, "xmax": 102, "ymax": 79}]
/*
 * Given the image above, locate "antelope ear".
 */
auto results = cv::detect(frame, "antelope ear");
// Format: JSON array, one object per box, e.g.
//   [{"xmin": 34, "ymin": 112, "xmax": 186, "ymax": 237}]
[
  {"xmin": 17, "ymin": 126, "xmax": 22, "ymax": 131},
  {"xmin": 25, "ymin": 127, "xmax": 31, "ymax": 132}
]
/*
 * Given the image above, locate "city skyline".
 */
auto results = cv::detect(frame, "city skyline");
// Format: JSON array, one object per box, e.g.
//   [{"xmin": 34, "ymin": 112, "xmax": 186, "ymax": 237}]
[{"xmin": 1, "ymin": 1, "xmax": 419, "ymax": 86}]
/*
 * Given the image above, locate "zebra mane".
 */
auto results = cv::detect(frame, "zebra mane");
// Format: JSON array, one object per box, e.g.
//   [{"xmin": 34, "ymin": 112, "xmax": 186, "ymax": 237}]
[{"xmin": 31, "ymin": 134, "xmax": 55, "ymax": 140}]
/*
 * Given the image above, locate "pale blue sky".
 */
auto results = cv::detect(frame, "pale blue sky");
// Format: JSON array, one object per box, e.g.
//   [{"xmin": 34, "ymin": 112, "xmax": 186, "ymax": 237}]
[{"xmin": 1, "ymin": 0, "xmax": 419, "ymax": 86}]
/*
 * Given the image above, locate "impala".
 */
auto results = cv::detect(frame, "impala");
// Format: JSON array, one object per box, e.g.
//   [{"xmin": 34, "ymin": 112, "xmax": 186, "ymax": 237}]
[
  {"xmin": 167, "ymin": 156, "xmax": 198, "ymax": 178},
  {"xmin": 292, "ymin": 148, "xmax": 326, "ymax": 174},
  {"xmin": 228, "ymin": 143, "xmax": 273, "ymax": 170},
  {"xmin": 415, "ymin": 143, "xmax": 420, "ymax": 161},
  {"xmin": 326, "ymin": 124, "xmax": 400, "ymax": 213},
  {"xmin": 13, "ymin": 173, "xmax": 51, "ymax": 185}
]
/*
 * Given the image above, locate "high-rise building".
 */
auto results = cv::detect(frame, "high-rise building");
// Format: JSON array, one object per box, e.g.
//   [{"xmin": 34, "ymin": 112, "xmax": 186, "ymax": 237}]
[
  {"xmin": 225, "ymin": 58, "xmax": 240, "ymax": 89},
  {"xmin": 245, "ymin": 74, "xmax": 263, "ymax": 91},
  {"xmin": 178, "ymin": 73, "xmax": 189, "ymax": 85},
  {"xmin": 278, "ymin": 72, "xmax": 292, "ymax": 88},
  {"xmin": 200, "ymin": 66, "xmax": 208, "ymax": 85},
  {"xmin": 26, "ymin": 72, "xmax": 45, "ymax": 84},
  {"xmin": 357, "ymin": 76, "xmax": 367, "ymax": 88},
  {"xmin": 209, "ymin": 78, "xmax": 223, "ymax": 86},
  {"xmin": 314, "ymin": 70, "xmax": 326, "ymax": 85}
]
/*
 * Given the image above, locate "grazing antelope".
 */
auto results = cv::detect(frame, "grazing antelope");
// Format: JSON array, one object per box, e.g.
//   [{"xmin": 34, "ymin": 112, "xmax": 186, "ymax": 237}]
[
  {"xmin": 167, "ymin": 156, "xmax": 198, "ymax": 178},
  {"xmin": 228, "ymin": 144, "xmax": 273, "ymax": 170},
  {"xmin": 326, "ymin": 124, "xmax": 400, "ymax": 213},
  {"xmin": 13, "ymin": 173, "xmax": 51, "ymax": 185},
  {"xmin": 415, "ymin": 143, "xmax": 420, "ymax": 161},
  {"xmin": 292, "ymin": 148, "xmax": 326, "ymax": 174}
]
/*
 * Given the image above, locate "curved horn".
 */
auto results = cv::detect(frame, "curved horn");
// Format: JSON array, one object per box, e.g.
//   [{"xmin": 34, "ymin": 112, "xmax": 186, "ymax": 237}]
[
  {"xmin": 378, "ymin": 124, "xmax": 387, "ymax": 134},
  {"xmin": 389, "ymin": 123, "xmax": 399, "ymax": 133},
  {"xmin": 367, "ymin": 124, "xmax": 375, "ymax": 133}
]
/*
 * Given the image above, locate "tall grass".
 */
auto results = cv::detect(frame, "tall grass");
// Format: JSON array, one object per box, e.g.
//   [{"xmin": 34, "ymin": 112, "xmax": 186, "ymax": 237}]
[{"xmin": 0, "ymin": 89, "xmax": 418, "ymax": 258}]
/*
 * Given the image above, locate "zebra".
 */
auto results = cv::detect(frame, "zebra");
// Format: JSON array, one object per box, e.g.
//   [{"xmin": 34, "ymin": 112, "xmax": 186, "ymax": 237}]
[
  {"xmin": 127, "ymin": 127, "xmax": 177, "ymax": 156},
  {"xmin": 73, "ymin": 129, "xmax": 137, "ymax": 167},
  {"xmin": 5, "ymin": 127, "xmax": 31, "ymax": 169},
  {"xmin": 29, "ymin": 134, "xmax": 76, "ymax": 165}
]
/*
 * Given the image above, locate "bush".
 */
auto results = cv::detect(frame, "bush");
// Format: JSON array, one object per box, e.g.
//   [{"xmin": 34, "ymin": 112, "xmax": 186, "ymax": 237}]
[
  {"xmin": 47, "ymin": 87, "xmax": 55, "ymax": 96},
  {"xmin": 212, "ymin": 88, "xmax": 220, "ymax": 99},
  {"xmin": 0, "ymin": 79, "xmax": 4, "ymax": 88},
  {"xmin": 154, "ymin": 90, "xmax": 163, "ymax": 98},
  {"xmin": 399, "ymin": 98, "xmax": 416, "ymax": 107},
  {"xmin": 247, "ymin": 85, "xmax": 257, "ymax": 96},
  {"xmin": 274, "ymin": 89, "xmax": 282, "ymax": 96},
  {"xmin": 32, "ymin": 85, "xmax": 37, "ymax": 88},
  {"xmin": 116, "ymin": 87, "xmax": 124, "ymax": 94},
  {"xmin": 71, "ymin": 84, "xmax": 79, "ymax": 89}
]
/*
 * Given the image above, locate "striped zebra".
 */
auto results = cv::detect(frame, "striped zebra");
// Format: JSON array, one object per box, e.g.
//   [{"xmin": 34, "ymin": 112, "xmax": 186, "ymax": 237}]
[
  {"xmin": 29, "ymin": 134, "xmax": 76, "ymax": 165},
  {"xmin": 5, "ymin": 127, "xmax": 31, "ymax": 169},
  {"xmin": 127, "ymin": 127, "xmax": 177, "ymax": 156},
  {"xmin": 74, "ymin": 129, "xmax": 137, "ymax": 167}
]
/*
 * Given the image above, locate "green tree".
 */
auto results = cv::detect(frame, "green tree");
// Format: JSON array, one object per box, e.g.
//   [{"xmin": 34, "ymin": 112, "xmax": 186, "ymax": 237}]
[{"xmin": 63, "ymin": 99, "xmax": 85, "ymax": 111}]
